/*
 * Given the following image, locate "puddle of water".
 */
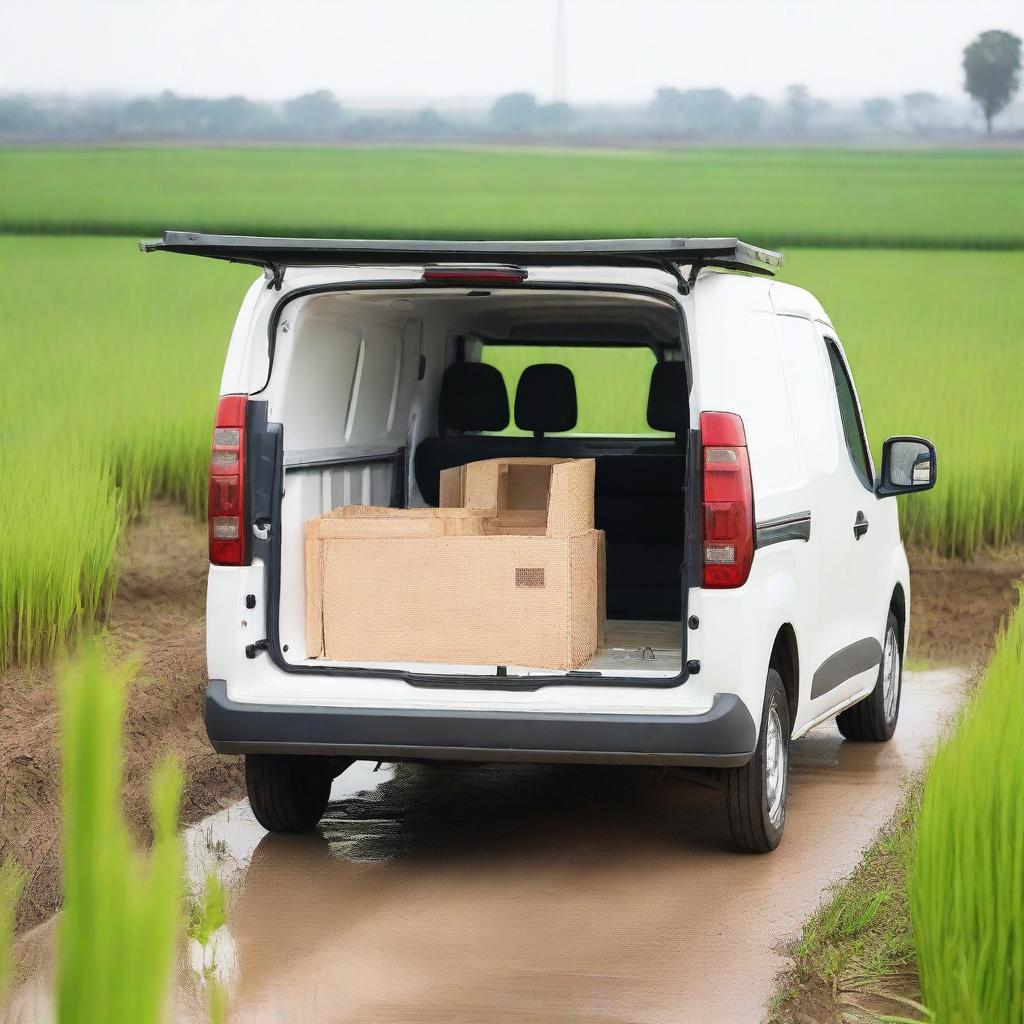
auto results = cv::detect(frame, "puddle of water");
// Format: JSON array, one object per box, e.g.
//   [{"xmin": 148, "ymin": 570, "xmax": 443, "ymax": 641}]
[{"xmin": 5, "ymin": 669, "xmax": 968, "ymax": 1024}]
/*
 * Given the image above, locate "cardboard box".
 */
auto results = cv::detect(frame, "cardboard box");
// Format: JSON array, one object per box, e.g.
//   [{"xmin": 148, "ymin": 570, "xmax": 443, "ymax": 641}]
[{"xmin": 305, "ymin": 457, "xmax": 604, "ymax": 670}]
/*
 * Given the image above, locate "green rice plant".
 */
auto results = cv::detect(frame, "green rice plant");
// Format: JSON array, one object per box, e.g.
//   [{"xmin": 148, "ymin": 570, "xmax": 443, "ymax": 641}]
[
  {"xmin": 0, "ymin": 147, "xmax": 1021, "ymax": 248},
  {"xmin": 0, "ymin": 236, "xmax": 251, "ymax": 669},
  {"xmin": 57, "ymin": 643, "xmax": 185, "ymax": 1024},
  {"xmin": 0, "ymin": 858, "xmax": 28, "ymax": 1003},
  {"xmin": 910, "ymin": 596, "xmax": 1024, "ymax": 1023}
]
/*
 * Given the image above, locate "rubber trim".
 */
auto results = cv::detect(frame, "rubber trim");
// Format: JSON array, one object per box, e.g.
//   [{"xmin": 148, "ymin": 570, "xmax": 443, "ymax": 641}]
[
  {"xmin": 205, "ymin": 680, "xmax": 757, "ymax": 767},
  {"xmin": 755, "ymin": 511, "xmax": 811, "ymax": 548},
  {"xmin": 810, "ymin": 637, "xmax": 883, "ymax": 699}
]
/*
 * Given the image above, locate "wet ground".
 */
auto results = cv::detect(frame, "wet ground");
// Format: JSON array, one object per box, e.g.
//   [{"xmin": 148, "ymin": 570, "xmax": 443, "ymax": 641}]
[{"xmin": 6, "ymin": 668, "xmax": 967, "ymax": 1024}]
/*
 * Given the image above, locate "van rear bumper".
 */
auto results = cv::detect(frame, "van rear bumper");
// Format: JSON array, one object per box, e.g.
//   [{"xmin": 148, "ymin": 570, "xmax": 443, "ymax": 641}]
[{"xmin": 205, "ymin": 680, "xmax": 756, "ymax": 768}]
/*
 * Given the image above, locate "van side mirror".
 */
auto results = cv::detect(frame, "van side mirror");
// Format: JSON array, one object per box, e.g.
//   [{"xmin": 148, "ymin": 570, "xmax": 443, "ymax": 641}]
[{"xmin": 877, "ymin": 436, "xmax": 937, "ymax": 497}]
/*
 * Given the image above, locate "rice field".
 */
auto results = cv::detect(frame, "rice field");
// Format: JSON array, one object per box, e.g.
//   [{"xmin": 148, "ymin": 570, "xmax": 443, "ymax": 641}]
[
  {"xmin": 911, "ymin": 597, "xmax": 1024, "ymax": 1022},
  {"xmin": 1, "ymin": 147, "xmax": 1023, "ymax": 248},
  {"xmin": 0, "ymin": 237, "xmax": 252, "ymax": 668},
  {"xmin": 1, "ymin": 232, "xmax": 1021, "ymax": 669}
]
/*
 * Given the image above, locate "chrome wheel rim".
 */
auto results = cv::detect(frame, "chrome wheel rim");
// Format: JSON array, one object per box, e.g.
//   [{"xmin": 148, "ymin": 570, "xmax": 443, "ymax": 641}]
[
  {"xmin": 765, "ymin": 702, "xmax": 787, "ymax": 830},
  {"xmin": 882, "ymin": 626, "xmax": 900, "ymax": 725}
]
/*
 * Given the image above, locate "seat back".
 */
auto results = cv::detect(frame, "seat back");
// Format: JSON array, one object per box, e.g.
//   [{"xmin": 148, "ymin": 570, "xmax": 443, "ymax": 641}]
[{"xmin": 514, "ymin": 363, "xmax": 578, "ymax": 439}]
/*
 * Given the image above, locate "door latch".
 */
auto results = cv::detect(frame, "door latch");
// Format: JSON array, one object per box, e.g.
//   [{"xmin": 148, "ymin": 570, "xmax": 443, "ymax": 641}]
[{"xmin": 245, "ymin": 639, "xmax": 269, "ymax": 659}]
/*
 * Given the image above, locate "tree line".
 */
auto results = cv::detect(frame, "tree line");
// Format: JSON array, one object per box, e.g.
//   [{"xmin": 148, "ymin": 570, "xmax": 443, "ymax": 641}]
[{"xmin": 2, "ymin": 30, "xmax": 1017, "ymax": 144}]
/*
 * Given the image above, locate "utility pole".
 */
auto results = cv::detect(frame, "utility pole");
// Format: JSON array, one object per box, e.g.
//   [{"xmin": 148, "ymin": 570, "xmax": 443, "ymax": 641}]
[{"xmin": 554, "ymin": 0, "xmax": 567, "ymax": 101}]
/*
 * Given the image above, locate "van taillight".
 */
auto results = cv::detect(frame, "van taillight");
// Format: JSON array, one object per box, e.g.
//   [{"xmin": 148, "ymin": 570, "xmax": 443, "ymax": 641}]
[
  {"xmin": 209, "ymin": 395, "xmax": 248, "ymax": 566},
  {"xmin": 700, "ymin": 411, "xmax": 754, "ymax": 588}
]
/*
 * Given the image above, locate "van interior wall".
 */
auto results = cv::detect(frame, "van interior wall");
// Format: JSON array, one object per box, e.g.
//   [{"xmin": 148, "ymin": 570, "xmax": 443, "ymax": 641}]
[{"xmin": 265, "ymin": 287, "xmax": 686, "ymax": 666}]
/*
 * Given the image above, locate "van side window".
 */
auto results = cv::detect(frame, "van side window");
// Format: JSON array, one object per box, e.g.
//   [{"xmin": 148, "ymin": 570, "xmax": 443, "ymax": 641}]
[{"xmin": 824, "ymin": 339, "xmax": 873, "ymax": 488}]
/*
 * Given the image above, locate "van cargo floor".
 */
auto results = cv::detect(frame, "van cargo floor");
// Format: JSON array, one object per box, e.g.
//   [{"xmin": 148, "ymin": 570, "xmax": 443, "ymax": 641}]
[{"xmin": 583, "ymin": 620, "xmax": 682, "ymax": 676}]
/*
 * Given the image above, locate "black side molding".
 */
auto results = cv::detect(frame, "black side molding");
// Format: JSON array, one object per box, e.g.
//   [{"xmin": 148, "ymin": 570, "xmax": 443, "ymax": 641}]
[
  {"xmin": 810, "ymin": 637, "xmax": 883, "ymax": 699},
  {"xmin": 204, "ymin": 681, "xmax": 757, "ymax": 768},
  {"xmin": 755, "ymin": 511, "xmax": 811, "ymax": 548}
]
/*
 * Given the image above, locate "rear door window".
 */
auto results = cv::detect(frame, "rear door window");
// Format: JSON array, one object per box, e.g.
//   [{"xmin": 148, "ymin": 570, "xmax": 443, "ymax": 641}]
[{"xmin": 481, "ymin": 344, "xmax": 661, "ymax": 436}]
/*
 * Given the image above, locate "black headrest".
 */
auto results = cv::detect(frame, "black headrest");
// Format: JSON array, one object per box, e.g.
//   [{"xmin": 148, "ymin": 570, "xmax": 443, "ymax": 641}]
[
  {"xmin": 647, "ymin": 361, "xmax": 688, "ymax": 433},
  {"xmin": 439, "ymin": 362, "xmax": 509, "ymax": 432},
  {"xmin": 514, "ymin": 363, "xmax": 577, "ymax": 435}
]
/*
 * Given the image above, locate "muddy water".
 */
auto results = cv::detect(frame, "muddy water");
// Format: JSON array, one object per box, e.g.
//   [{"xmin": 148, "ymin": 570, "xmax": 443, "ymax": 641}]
[{"xmin": 7, "ymin": 669, "xmax": 966, "ymax": 1024}]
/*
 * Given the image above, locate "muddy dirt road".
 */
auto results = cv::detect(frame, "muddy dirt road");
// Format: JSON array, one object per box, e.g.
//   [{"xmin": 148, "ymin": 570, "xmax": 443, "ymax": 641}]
[{"xmin": 175, "ymin": 667, "xmax": 965, "ymax": 1024}]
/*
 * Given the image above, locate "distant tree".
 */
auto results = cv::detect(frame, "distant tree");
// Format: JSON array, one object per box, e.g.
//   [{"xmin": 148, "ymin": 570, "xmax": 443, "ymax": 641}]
[
  {"xmin": 963, "ymin": 29, "xmax": 1022, "ymax": 134},
  {"xmin": 282, "ymin": 90, "xmax": 346, "ymax": 138},
  {"xmin": 902, "ymin": 91, "xmax": 941, "ymax": 133},
  {"xmin": 785, "ymin": 84, "xmax": 814, "ymax": 135},
  {"xmin": 490, "ymin": 92, "xmax": 538, "ymax": 133},
  {"xmin": 536, "ymin": 100, "xmax": 573, "ymax": 134},
  {"xmin": 735, "ymin": 95, "xmax": 768, "ymax": 136},
  {"xmin": 410, "ymin": 108, "xmax": 449, "ymax": 138},
  {"xmin": 650, "ymin": 87, "xmax": 737, "ymax": 135},
  {"xmin": 0, "ymin": 95, "xmax": 42, "ymax": 136},
  {"xmin": 862, "ymin": 97, "xmax": 896, "ymax": 131},
  {"xmin": 651, "ymin": 87, "xmax": 686, "ymax": 130}
]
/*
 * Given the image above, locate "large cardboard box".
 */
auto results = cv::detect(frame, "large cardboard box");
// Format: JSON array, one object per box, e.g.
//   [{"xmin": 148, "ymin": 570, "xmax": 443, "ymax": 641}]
[{"xmin": 305, "ymin": 458, "xmax": 604, "ymax": 670}]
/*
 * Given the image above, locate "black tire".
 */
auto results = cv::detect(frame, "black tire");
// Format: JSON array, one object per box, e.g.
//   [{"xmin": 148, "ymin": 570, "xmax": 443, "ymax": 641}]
[
  {"xmin": 245, "ymin": 754, "xmax": 351, "ymax": 833},
  {"xmin": 836, "ymin": 611, "xmax": 902, "ymax": 742},
  {"xmin": 725, "ymin": 669, "xmax": 790, "ymax": 853}
]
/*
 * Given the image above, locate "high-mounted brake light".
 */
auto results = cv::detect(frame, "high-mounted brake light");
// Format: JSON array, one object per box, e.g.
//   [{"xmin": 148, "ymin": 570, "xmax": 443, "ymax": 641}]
[
  {"xmin": 700, "ymin": 411, "xmax": 754, "ymax": 588},
  {"xmin": 422, "ymin": 265, "xmax": 528, "ymax": 285},
  {"xmin": 208, "ymin": 395, "xmax": 248, "ymax": 566}
]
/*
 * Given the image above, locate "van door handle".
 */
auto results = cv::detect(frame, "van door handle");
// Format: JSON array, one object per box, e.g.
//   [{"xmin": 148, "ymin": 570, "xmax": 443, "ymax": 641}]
[{"xmin": 853, "ymin": 511, "xmax": 869, "ymax": 540}]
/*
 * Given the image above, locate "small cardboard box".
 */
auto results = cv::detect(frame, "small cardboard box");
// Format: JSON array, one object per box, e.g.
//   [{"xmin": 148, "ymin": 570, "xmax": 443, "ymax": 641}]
[{"xmin": 305, "ymin": 458, "xmax": 604, "ymax": 670}]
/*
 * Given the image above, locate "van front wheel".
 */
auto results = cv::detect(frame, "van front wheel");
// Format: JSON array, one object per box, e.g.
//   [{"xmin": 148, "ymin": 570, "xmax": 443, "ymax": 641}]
[
  {"xmin": 245, "ymin": 754, "xmax": 350, "ymax": 833},
  {"xmin": 724, "ymin": 671, "xmax": 790, "ymax": 853}
]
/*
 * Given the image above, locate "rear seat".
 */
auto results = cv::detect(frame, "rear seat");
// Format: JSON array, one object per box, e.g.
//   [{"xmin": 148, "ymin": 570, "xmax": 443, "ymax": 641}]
[
  {"xmin": 598, "ymin": 361, "xmax": 688, "ymax": 621},
  {"xmin": 415, "ymin": 363, "xmax": 523, "ymax": 506},
  {"xmin": 414, "ymin": 358, "xmax": 688, "ymax": 622}
]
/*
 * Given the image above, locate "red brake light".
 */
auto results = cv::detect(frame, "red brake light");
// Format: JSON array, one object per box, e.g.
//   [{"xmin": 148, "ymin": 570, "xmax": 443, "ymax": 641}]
[
  {"xmin": 209, "ymin": 395, "xmax": 248, "ymax": 566},
  {"xmin": 422, "ymin": 265, "xmax": 528, "ymax": 285},
  {"xmin": 701, "ymin": 411, "xmax": 754, "ymax": 588}
]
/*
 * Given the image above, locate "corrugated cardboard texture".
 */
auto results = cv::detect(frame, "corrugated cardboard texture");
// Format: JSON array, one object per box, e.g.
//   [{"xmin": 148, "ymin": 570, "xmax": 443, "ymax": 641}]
[
  {"xmin": 318, "ymin": 533, "xmax": 599, "ymax": 669},
  {"xmin": 305, "ymin": 457, "xmax": 604, "ymax": 669},
  {"xmin": 439, "ymin": 457, "xmax": 595, "ymax": 536}
]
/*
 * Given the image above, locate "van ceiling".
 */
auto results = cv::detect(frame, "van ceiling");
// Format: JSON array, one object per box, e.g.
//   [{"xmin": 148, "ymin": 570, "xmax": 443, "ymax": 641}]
[{"xmin": 342, "ymin": 289, "xmax": 681, "ymax": 348}]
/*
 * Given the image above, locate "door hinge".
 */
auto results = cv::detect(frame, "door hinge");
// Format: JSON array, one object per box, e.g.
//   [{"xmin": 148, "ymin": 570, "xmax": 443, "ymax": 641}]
[
  {"xmin": 245, "ymin": 639, "xmax": 269, "ymax": 659},
  {"xmin": 263, "ymin": 263, "xmax": 285, "ymax": 291}
]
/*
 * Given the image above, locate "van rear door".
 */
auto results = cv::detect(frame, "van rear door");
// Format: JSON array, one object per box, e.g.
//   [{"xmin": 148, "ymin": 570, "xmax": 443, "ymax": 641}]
[{"xmin": 140, "ymin": 231, "xmax": 784, "ymax": 287}]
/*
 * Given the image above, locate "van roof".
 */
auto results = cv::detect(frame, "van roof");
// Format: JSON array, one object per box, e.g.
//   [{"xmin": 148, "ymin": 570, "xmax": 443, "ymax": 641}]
[{"xmin": 139, "ymin": 231, "xmax": 784, "ymax": 285}]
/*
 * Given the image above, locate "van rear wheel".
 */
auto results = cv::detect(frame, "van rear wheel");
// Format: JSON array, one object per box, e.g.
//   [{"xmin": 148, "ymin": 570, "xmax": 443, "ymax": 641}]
[
  {"xmin": 245, "ymin": 754, "xmax": 351, "ymax": 833},
  {"xmin": 724, "ymin": 670, "xmax": 790, "ymax": 853},
  {"xmin": 836, "ymin": 611, "xmax": 902, "ymax": 742}
]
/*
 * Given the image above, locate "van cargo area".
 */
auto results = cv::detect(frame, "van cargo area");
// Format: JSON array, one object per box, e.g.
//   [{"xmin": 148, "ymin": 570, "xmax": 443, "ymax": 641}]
[{"xmin": 264, "ymin": 285, "xmax": 691, "ymax": 682}]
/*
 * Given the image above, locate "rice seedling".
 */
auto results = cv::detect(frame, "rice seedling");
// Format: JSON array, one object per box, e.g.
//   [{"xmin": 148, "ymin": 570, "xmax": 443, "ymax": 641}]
[
  {"xmin": 57, "ymin": 644, "xmax": 185, "ymax": 1024},
  {"xmin": 0, "ymin": 236, "xmax": 252, "ymax": 669},
  {"xmin": 910, "ymin": 597, "xmax": 1024, "ymax": 1022},
  {"xmin": 0, "ymin": 147, "xmax": 1021, "ymax": 248}
]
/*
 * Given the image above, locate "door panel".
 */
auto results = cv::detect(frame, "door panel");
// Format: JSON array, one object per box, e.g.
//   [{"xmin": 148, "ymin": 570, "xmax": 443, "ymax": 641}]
[{"xmin": 811, "ymin": 328, "xmax": 885, "ymax": 710}]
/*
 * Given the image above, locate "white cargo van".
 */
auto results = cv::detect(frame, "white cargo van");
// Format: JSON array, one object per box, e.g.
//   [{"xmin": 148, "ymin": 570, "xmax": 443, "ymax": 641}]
[{"xmin": 144, "ymin": 233, "xmax": 936, "ymax": 852}]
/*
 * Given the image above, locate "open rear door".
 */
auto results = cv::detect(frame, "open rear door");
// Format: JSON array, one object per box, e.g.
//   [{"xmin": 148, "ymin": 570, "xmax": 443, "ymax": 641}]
[{"xmin": 140, "ymin": 232, "xmax": 784, "ymax": 290}]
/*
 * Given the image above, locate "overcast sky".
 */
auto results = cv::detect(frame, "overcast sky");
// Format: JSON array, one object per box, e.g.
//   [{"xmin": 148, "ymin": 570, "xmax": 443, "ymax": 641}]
[{"xmin": 4, "ymin": 0, "xmax": 1023, "ymax": 104}]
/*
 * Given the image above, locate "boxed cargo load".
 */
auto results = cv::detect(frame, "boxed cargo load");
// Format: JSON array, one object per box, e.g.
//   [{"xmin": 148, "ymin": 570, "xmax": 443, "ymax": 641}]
[{"xmin": 304, "ymin": 457, "xmax": 604, "ymax": 670}]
